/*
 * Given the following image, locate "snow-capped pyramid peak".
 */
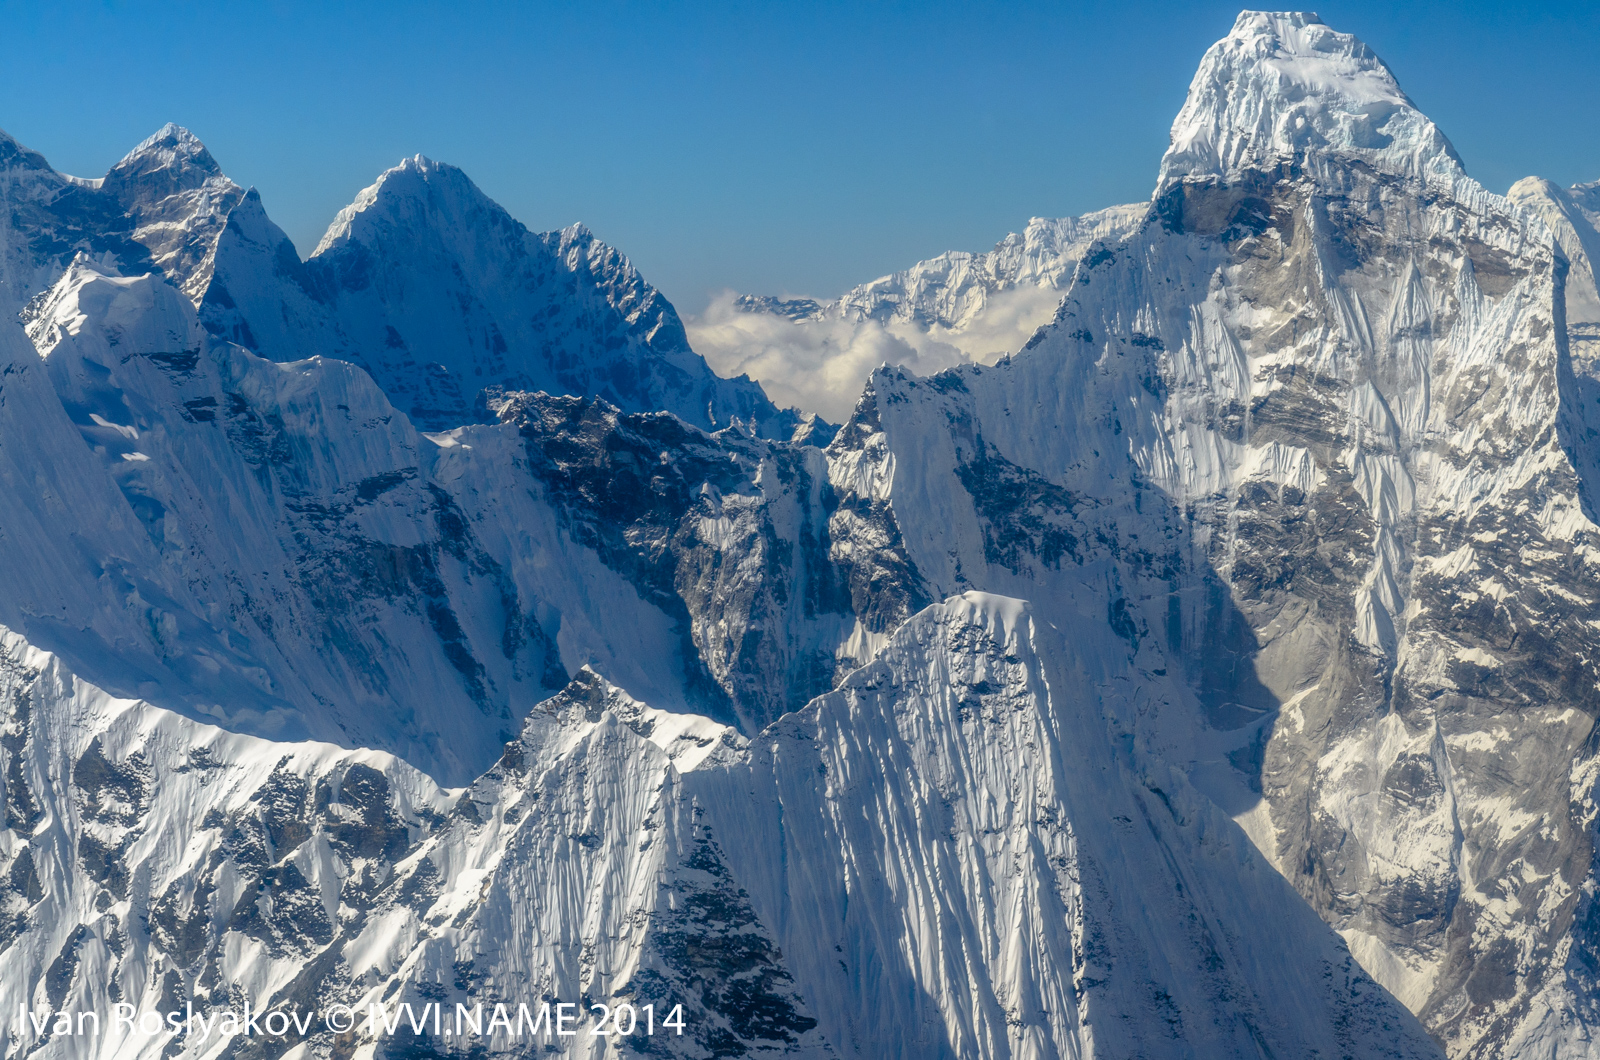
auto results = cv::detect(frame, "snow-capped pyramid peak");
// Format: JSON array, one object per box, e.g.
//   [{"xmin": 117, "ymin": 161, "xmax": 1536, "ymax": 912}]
[
  {"xmin": 311, "ymin": 152, "xmax": 482, "ymax": 256},
  {"xmin": 1158, "ymin": 10, "xmax": 1462, "ymax": 190},
  {"xmin": 0, "ymin": 126, "xmax": 56, "ymax": 173},
  {"xmin": 272, "ymin": 152, "xmax": 795, "ymax": 433},
  {"xmin": 107, "ymin": 121, "xmax": 224, "ymax": 189},
  {"xmin": 127, "ymin": 120, "xmax": 208, "ymax": 153},
  {"xmin": 92, "ymin": 123, "xmax": 244, "ymax": 301}
]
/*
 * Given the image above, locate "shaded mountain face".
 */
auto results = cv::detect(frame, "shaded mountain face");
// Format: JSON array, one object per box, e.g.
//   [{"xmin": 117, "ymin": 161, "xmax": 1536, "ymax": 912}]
[
  {"xmin": 3, "ymin": 259, "xmax": 844, "ymax": 784},
  {"xmin": 0, "ymin": 123, "xmax": 243, "ymax": 317},
  {"xmin": 0, "ymin": 130, "xmax": 798, "ymax": 439},
  {"xmin": 99, "ymin": 123, "xmax": 245, "ymax": 303},
  {"xmin": 0, "ymin": 9, "xmax": 1595, "ymax": 1060},
  {"xmin": 0, "ymin": 135, "xmax": 157, "ymax": 314},
  {"xmin": 199, "ymin": 156, "xmax": 796, "ymax": 435},
  {"xmin": 1507, "ymin": 176, "xmax": 1600, "ymax": 438}
]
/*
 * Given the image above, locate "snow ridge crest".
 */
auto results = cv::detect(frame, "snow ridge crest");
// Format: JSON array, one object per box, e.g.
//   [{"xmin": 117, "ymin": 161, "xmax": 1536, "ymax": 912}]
[
  {"xmin": 107, "ymin": 122, "xmax": 226, "ymax": 190},
  {"xmin": 1158, "ymin": 10, "xmax": 1464, "ymax": 190},
  {"xmin": 311, "ymin": 153, "xmax": 473, "ymax": 257}
]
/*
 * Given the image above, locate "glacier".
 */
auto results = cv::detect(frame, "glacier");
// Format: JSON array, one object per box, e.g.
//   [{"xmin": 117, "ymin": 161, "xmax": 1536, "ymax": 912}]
[{"xmin": 0, "ymin": 8, "xmax": 1597, "ymax": 1059}]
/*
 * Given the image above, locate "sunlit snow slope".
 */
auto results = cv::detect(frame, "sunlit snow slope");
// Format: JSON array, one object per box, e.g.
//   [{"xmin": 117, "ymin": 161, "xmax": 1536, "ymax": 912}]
[{"xmin": 0, "ymin": 9, "xmax": 1597, "ymax": 1060}]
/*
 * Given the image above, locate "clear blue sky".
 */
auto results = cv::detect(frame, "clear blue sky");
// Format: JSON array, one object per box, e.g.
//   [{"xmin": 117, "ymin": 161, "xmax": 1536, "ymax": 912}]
[{"xmin": 3, "ymin": 2, "xmax": 1596, "ymax": 311}]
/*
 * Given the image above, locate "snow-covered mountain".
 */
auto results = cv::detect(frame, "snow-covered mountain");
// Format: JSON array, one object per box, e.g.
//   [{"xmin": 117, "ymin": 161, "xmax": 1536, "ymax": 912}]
[
  {"xmin": 0, "ymin": 128, "xmax": 796, "ymax": 439},
  {"xmin": 1, "ymin": 8, "xmax": 1599, "ymax": 1059},
  {"xmin": 4, "ymin": 254, "xmax": 852, "ymax": 784},
  {"xmin": 100, "ymin": 124, "xmax": 246, "ymax": 303},
  {"xmin": 201, "ymin": 156, "xmax": 797, "ymax": 435},
  {"xmin": 0, "ymin": 595, "xmax": 1441, "ymax": 1060},
  {"xmin": 690, "ymin": 206, "xmax": 1144, "ymax": 421},
  {"xmin": 808, "ymin": 11, "xmax": 1600, "ymax": 1056},
  {"xmin": 1507, "ymin": 175, "xmax": 1600, "ymax": 387}
]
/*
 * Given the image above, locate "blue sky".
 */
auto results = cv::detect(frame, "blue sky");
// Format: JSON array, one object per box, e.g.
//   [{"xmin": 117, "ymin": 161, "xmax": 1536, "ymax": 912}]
[{"xmin": 3, "ymin": 1, "xmax": 1597, "ymax": 311}]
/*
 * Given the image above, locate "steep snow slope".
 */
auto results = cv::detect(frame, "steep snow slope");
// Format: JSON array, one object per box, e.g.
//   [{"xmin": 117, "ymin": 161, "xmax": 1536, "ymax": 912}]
[
  {"xmin": 0, "ymin": 626, "xmax": 457, "ymax": 1060},
  {"xmin": 1508, "ymin": 178, "xmax": 1600, "ymax": 328},
  {"xmin": 0, "ymin": 127, "xmax": 799, "ymax": 439},
  {"xmin": 810, "ymin": 10, "xmax": 1600, "ymax": 1056},
  {"xmin": 1507, "ymin": 176, "xmax": 1600, "ymax": 463},
  {"xmin": 0, "ymin": 135, "xmax": 155, "ymax": 315},
  {"xmin": 14, "ymin": 260, "xmax": 579, "ymax": 781},
  {"xmin": 1, "ymin": 10, "xmax": 1597, "ymax": 1059},
  {"xmin": 1158, "ymin": 10, "xmax": 1463, "ymax": 188},
  {"xmin": 0, "ymin": 624, "xmax": 834, "ymax": 1060},
  {"xmin": 0, "ymin": 241, "xmax": 1446, "ymax": 1055},
  {"xmin": 5, "ymin": 258, "xmax": 866, "ymax": 779},
  {"xmin": 0, "ymin": 599, "xmax": 1440, "ymax": 1060},
  {"xmin": 201, "ymin": 156, "xmax": 797, "ymax": 435},
  {"xmin": 0, "ymin": 123, "xmax": 242, "ymax": 319},
  {"xmin": 692, "ymin": 206, "xmax": 1144, "ymax": 421},
  {"xmin": 700, "ymin": 592, "xmax": 1440, "ymax": 1059}
]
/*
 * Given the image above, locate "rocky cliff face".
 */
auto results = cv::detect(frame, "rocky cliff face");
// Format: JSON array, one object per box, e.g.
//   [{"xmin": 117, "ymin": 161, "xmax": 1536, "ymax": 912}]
[
  {"xmin": 0, "ymin": 9, "xmax": 1596, "ymax": 1059},
  {"xmin": 0, "ymin": 596, "xmax": 1441, "ymax": 1060},
  {"xmin": 810, "ymin": 11, "xmax": 1600, "ymax": 1056},
  {"xmin": 100, "ymin": 124, "xmax": 246, "ymax": 303}
]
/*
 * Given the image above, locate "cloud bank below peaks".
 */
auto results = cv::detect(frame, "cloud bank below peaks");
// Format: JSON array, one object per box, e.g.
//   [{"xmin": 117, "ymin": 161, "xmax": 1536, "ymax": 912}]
[{"xmin": 689, "ymin": 283, "xmax": 1066, "ymax": 422}]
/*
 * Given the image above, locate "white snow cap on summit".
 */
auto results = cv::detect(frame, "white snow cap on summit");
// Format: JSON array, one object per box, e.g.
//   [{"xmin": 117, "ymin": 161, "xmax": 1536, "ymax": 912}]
[
  {"xmin": 313, "ymin": 153, "xmax": 459, "ymax": 256},
  {"xmin": 111, "ymin": 122, "xmax": 222, "ymax": 179},
  {"xmin": 1159, "ymin": 11, "xmax": 1463, "ymax": 189}
]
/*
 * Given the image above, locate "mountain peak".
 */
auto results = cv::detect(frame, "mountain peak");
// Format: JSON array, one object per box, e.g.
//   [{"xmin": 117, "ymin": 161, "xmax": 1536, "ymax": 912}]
[
  {"xmin": 101, "ymin": 123, "xmax": 235, "ymax": 230},
  {"xmin": 108, "ymin": 122, "xmax": 223, "ymax": 186},
  {"xmin": 312, "ymin": 153, "xmax": 493, "ymax": 258},
  {"xmin": 1158, "ymin": 10, "xmax": 1462, "ymax": 190},
  {"xmin": 0, "ymin": 126, "xmax": 63, "ymax": 176},
  {"xmin": 136, "ymin": 120, "xmax": 204, "ymax": 149}
]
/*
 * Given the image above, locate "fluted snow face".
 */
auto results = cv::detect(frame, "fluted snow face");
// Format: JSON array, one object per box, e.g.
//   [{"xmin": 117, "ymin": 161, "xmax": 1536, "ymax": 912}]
[
  {"xmin": 805, "ymin": 12, "xmax": 1600, "ymax": 1055},
  {"xmin": 0, "ymin": 597, "xmax": 1440, "ymax": 1060},
  {"xmin": 842, "ymin": 175, "xmax": 1587, "ymax": 1059},
  {"xmin": 701, "ymin": 593, "xmax": 1440, "ymax": 1059},
  {"xmin": 0, "ymin": 629, "xmax": 459, "ymax": 1060},
  {"xmin": 1159, "ymin": 11, "xmax": 1463, "ymax": 188},
  {"xmin": 0, "ymin": 629, "xmax": 835, "ymax": 1060},
  {"xmin": 5, "ymin": 10, "xmax": 1600, "ymax": 1059}
]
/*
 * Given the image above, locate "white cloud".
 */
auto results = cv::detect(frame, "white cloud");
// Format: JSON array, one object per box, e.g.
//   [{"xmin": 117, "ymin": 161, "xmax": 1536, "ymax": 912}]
[{"xmin": 687, "ymin": 285, "xmax": 1065, "ymax": 423}]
